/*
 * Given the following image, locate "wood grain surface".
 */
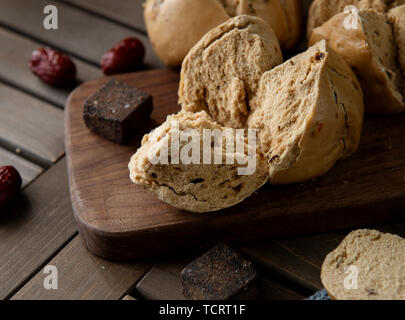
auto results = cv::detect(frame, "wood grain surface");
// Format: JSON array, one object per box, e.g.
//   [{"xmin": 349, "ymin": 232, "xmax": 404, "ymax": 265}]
[
  {"xmin": 2, "ymin": 0, "xmax": 404, "ymax": 301},
  {"xmin": 63, "ymin": 0, "xmax": 146, "ymax": 32},
  {"xmin": 0, "ymin": 159, "xmax": 77, "ymax": 299},
  {"xmin": 12, "ymin": 236, "xmax": 153, "ymax": 300},
  {"xmin": 136, "ymin": 255, "xmax": 200, "ymax": 300},
  {"xmin": 66, "ymin": 68, "xmax": 405, "ymax": 261},
  {"xmin": 0, "ymin": 0, "xmax": 340, "ymax": 301},
  {"xmin": 0, "ymin": 0, "xmax": 162, "ymax": 68},
  {"xmin": 239, "ymin": 242, "xmax": 323, "ymax": 291},
  {"xmin": 260, "ymin": 277, "xmax": 306, "ymax": 300},
  {"xmin": 0, "ymin": 147, "xmax": 43, "ymax": 188},
  {"xmin": 0, "ymin": 82, "xmax": 65, "ymax": 166},
  {"xmin": 239, "ymin": 221, "xmax": 405, "ymax": 292},
  {"xmin": 0, "ymin": 27, "xmax": 101, "ymax": 108},
  {"xmin": 135, "ymin": 253, "xmax": 306, "ymax": 300}
]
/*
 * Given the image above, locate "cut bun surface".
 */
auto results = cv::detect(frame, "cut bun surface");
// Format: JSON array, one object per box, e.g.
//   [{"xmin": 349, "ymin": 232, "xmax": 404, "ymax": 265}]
[
  {"xmin": 128, "ymin": 111, "xmax": 268, "ymax": 213},
  {"xmin": 179, "ymin": 15, "xmax": 283, "ymax": 129},
  {"xmin": 248, "ymin": 40, "xmax": 364, "ymax": 184},
  {"xmin": 388, "ymin": 5, "xmax": 405, "ymax": 78},
  {"xmin": 321, "ymin": 229, "xmax": 405, "ymax": 300},
  {"xmin": 307, "ymin": 0, "xmax": 387, "ymax": 37},
  {"xmin": 309, "ymin": 9, "xmax": 405, "ymax": 114},
  {"xmin": 219, "ymin": 0, "xmax": 303, "ymax": 50}
]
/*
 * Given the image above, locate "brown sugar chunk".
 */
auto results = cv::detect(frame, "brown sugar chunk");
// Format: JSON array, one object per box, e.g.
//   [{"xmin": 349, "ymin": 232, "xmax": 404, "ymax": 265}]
[
  {"xmin": 83, "ymin": 79, "xmax": 153, "ymax": 144},
  {"xmin": 181, "ymin": 243, "xmax": 258, "ymax": 300}
]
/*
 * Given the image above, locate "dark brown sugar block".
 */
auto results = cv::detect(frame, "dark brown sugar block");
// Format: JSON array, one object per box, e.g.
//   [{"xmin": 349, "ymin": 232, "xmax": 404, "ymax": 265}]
[
  {"xmin": 181, "ymin": 243, "xmax": 258, "ymax": 300},
  {"xmin": 83, "ymin": 79, "xmax": 153, "ymax": 144}
]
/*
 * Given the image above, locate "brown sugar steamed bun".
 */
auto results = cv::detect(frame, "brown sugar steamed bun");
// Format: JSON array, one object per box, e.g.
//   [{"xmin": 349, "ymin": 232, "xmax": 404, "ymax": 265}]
[
  {"xmin": 219, "ymin": 0, "xmax": 303, "ymax": 49},
  {"xmin": 388, "ymin": 5, "xmax": 405, "ymax": 77},
  {"xmin": 179, "ymin": 15, "xmax": 283, "ymax": 129},
  {"xmin": 321, "ymin": 229, "xmax": 405, "ymax": 300},
  {"xmin": 248, "ymin": 41, "xmax": 364, "ymax": 184},
  {"xmin": 128, "ymin": 111, "xmax": 268, "ymax": 213},
  {"xmin": 307, "ymin": 0, "xmax": 388, "ymax": 37},
  {"xmin": 309, "ymin": 9, "xmax": 405, "ymax": 114},
  {"xmin": 144, "ymin": 0, "xmax": 302, "ymax": 66},
  {"xmin": 144, "ymin": 0, "xmax": 230, "ymax": 66}
]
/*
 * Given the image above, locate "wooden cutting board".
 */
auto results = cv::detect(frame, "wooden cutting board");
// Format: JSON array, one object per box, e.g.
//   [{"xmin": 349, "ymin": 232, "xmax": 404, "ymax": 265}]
[{"xmin": 66, "ymin": 68, "xmax": 405, "ymax": 261}]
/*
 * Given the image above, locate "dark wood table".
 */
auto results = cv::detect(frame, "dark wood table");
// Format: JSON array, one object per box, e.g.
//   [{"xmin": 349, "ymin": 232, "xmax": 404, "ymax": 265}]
[{"xmin": 0, "ymin": 0, "xmax": 404, "ymax": 300}]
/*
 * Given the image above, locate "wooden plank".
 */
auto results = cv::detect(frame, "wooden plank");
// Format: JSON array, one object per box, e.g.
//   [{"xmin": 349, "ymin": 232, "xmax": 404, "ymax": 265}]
[
  {"xmin": 276, "ymin": 233, "xmax": 345, "ymax": 269},
  {"xmin": 12, "ymin": 236, "xmax": 153, "ymax": 300},
  {"xmin": 239, "ymin": 221, "xmax": 405, "ymax": 293},
  {"xmin": 64, "ymin": 0, "xmax": 146, "ymax": 32},
  {"xmin": 276, "ymin": 222, "xmax": 405, "ymax": 271},
  {"xmin": 0, "ymin": 0, "xmax": 163, "ymax": 68},
  {"xmin": 136, "ymin": 256, "xmax": 199, "ymax": 300},
  {"xmin": 0, "ymin": 82, "xmax": 65, "ymax": 166},
  {"xmin": 0, "ymin": 27, "xmax": 101, "ymax": 108},
  {"xmin": 276, "ymin": 223, "xmax": 405, "ymax": 270},
  {"xmin": 0, "ymin": 158, "xmax": 77, "ymax": 299},
  {"xmin": 0, "ymin": 147, "xmax": 43, "ymax": 188},
  {"xmin": 260, "ymin": 277, "xmax": 306, "ymax": 300},
  {"xmin": 122, "ymin": 295, "xmax": 137, "ymax": 300},
  {"xmin": 136, "ymin": 254, "xmax": 305, "ymax": 300},
  {"xmin": 238, "ymin": 242, "xmax": 323, "ymax": 292}
]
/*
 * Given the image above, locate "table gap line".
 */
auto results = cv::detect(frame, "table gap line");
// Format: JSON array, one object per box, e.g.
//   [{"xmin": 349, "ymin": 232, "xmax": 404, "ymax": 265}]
[
  {"xmin": 7, "ymin": 231, "xmax": 79, "ymax": 300},
  {"xmin": 118, "ymin": 264, "xmax": 157, "ymax": 301},
  {"xmin": 13, "ymin": 155, "xmax": 64, "ymax": 194},
  {"xmin": 0, "ymin": 21, "xmax": 100, "ymax": 68},
  {"xmin": 275, "ymin": 241, "xmax": 322, "ymax": 270},
  {"xmin": 256, "ymin": 265, "xmax": 316, "ymax": 298},
  {"xmin": 56, "ymin": 0, "xmax": 148, "ymax": 36},
  {"xmin": 0, "ymin": 136, "xmax": 56, "ymax": 169},
  {"xmin": 1, "ymin": 155, "xmax": 66, "ymax": 193},
  {"xmin": 0, "ymin": 77, "xmax": 65, "ymax": 109},
  {"xmin": 19, "ymin": 164, "xmax": 51, "ymax": 192}
]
